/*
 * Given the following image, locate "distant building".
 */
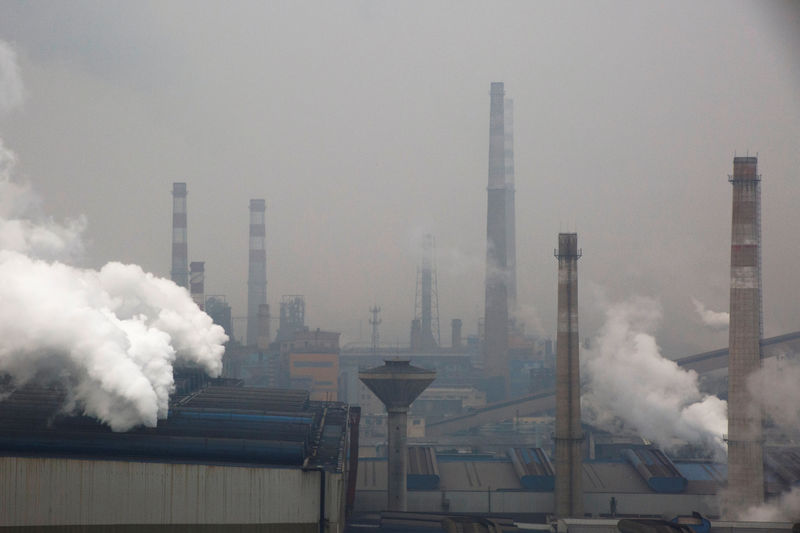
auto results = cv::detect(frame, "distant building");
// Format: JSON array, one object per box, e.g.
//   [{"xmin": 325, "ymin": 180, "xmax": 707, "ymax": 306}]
[{"xmin": 285, "ymin": 329, "xmax": 341, "ymax": 401}]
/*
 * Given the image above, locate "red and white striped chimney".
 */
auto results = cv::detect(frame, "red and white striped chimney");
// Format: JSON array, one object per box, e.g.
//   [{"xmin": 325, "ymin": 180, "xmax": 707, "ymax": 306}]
[
  {"xmin": 725, "ymin": 156, "xmax": 764, "ymax": 512},
  {"xmin": 170, "ymin": 183, "xmax": 189, "ymax": 289}
]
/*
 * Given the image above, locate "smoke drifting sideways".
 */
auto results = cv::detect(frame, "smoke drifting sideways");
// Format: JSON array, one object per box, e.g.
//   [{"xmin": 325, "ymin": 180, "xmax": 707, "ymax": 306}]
[
  {"xmin": 0, "ymin": 41, "xmax": 227, "ymax": 431},
  {"xmin": 691, "ymin": 297, "xmax": 729, "ymax": 330},
  {"xmin": 739, "ymin": 486, "xmax": 800, "ymax": 523},
  {"xmin": 736, "ymin": 357, "xmax": 800, "ymax": 521},
  {"xmin": 582, "ymin": 297, "xmax": 727, "ymax": 457}
]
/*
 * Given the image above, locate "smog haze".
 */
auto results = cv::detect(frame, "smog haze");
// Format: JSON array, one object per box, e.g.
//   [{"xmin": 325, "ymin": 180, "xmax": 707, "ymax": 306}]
[{"xmin": 0, "ymin": 1, "xmax": 798, "ymax": 357}]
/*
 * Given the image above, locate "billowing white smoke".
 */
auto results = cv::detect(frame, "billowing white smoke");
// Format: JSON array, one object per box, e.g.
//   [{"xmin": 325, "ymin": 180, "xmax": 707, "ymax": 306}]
[
  {"xmin": 748, "ymin": 355, "xmax": 800, "ymax": 435},
  {"xmin": 582, "ymin": 297, "xmax": 727, "ymax": 456},
  {"xmin": 0, "ymin": 40, "xmax": 227, "ymax": 431},
  {"xmin": 0, "ymin": 41, "xmax": 24, "ymax": 113},
  {"xmin": 691, "ymin": 297, "xmax": 729, "ymax": 329},
  {"xmin": 738, "ymin": 487, "xmax": 800, "ymax": 522},
  {"xmin": 735, "ymin": 357, "xmax": 800, "ymax": 521}
]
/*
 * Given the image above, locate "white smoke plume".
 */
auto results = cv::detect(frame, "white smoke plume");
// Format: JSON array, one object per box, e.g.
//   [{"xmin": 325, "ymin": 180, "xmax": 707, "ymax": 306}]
[
  {"xmin": 748, "ymin": 355, "xmax": 800, "ymax": 434},
  {"xmin": 0, "ymin": 40, "xmax": 24, "ymax": 114},
  {"xmin": 582, "ymin": 297, "xmax": 727, "ymax": 455},
  {"xmin": 738, "ymin": 486, "xmax": 800, "ymax": 522},
  {"xmin": 0, "ymin": 40, "xmax": 227, "ymax": 431},
  {"xmin": 691, "ymin": 297, "xmax": 729, "ymax": 329}
]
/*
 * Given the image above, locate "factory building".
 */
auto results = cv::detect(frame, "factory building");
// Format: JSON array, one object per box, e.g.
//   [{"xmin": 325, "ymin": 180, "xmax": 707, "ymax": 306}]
[
  {"xmin": 285, "ymin": 329, "xmax": 342, "ymax": 401},
  {"xmin": 0, "ymin": 382, "xmax": 357, "ymax": 532},
  {"xmin": 352, "ymin": 443, "xmax": 800, "ymax": 523}
]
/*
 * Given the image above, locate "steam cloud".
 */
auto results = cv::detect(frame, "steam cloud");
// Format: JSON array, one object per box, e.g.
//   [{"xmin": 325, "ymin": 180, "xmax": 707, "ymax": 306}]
[
  {"xmin": 691, "ymin": 297, "xmax": 729, "ymax": 329},
  {"xmin": 748, "ymin": 355, "xmax": 800, "ymax": 435},
  {"xmin": 0, "ymin": 40, "xmax": 227, "ymax": 431},
  {"xmin": 582, "ymin": 297, "xmax": 727, "ymax": 455},
  {"xmin": 738, "ymin": 487, "xmax": 800, "ymax": 522}
]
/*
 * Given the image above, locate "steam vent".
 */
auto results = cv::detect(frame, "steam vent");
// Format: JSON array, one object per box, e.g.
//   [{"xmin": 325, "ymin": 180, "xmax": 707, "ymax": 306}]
[{"xmin": 359, "ymin": 360, "xmax": 436, "ymax": 512}]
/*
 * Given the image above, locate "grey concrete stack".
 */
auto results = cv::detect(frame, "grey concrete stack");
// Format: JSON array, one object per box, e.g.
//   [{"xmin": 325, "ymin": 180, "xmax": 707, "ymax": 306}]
[
  {"xmin": 419, "ymin": 234, "xmax": 438, "ymax": 350},
  {"xmin": 554, "ymin": 233, "xmax": 583, "ymax": 518},
  {"xmin": 246, "ymin": 198, "xmax": 267, "ymax": 347},
  {"xmin": 170, "ymin": 182, "xmax": 189, "ymax": 289},
  {"xmin": 504, "ymin": 97, "xmax": 517, "ymax": 314},
  {"xmin": 484, "ymin": 81, "xmax": 510, "ymax": 401},
  {"xmin": 189, "ymin": 261, "xmax": 204, "ymax": 310},
  {"xmin": 726, "ymin": 156, "xmax": 764, "ymax": 512},
  {"xmin": 359, "ymin": 360, "xmax": 436, "ymax": 511}
]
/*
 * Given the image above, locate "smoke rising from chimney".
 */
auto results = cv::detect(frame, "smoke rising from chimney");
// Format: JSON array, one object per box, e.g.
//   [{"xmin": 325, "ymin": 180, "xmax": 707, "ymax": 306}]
[
  {"xmin": 582, "ymin": 296, "xmax": 727, "ymax": 455},
  {"xmin": 0, "ymin": 42, "xmax": 227, "ymax": 431},
  {"xmin": 0, "ymin": 41, "xmax": 23, "ymax": 114},
  {"xmin": 691, "ymin": 298, "xmax": 729, "ymax": 330}
]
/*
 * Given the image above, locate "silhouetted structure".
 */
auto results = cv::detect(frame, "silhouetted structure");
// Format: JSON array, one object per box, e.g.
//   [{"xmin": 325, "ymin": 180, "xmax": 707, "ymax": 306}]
[
  {"xmin": 246, "ymin": 199, "xmax": 267, "ymax": 346},
  {"xmin": 483, "ymin": 82, "xmax": 510, "ymax": 402},
  {"xmin": 725, "ymin": 156, "xmax": 764, "ymax": 512},
  {"xmin": 554, "ymin": 233, "xmax": 583, "ymax": 518},
  {"xmin": 170, "ymin": 182, "xmax": 189, "ymax": 289}
]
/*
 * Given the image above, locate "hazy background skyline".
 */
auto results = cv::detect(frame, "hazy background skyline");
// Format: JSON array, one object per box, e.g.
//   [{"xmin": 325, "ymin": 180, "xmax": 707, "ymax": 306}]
[{"xmin": 0, "ymin": 1, "xmax": 797, "ymax": 356}]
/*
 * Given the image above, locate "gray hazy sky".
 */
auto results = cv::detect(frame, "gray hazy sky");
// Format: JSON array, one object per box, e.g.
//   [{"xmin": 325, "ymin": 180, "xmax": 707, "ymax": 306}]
[{"xmin": 0, "ymin": 1, "xmax": 797, "ymax": 355}]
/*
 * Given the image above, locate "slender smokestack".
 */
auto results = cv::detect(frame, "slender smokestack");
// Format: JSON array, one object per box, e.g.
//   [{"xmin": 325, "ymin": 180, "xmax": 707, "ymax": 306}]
[
  {"xmin": 257, "ymin": 303, "xmax": 270, "ymax": 351},
  {"xmin": 416, "ymin": 234, "xmax": 439, "ymax": 350},
  {"xmin": 170, "ymin": 183, "xmax": 189, "ymax": 289},
  {"xmin": 725, "ymin": 156, "xmax": 764, "ymax": 513},
  {"xmin": 554, "ymin": 233, "xmax": 583, "ymax": 518},
  {"xmin": 484, "ymin": 82, "xmax": 509, "ymax": 401},
  {"xmin": 451, "ymin": 319, "xmax": 462, "ymax": 350},
  {"xmin": 504, "ymin": 98, "xmax": 517, "ymax": 315},
  {"xmin": 246, "ymin": 199, "xmax": 267, "ymax": 347},
  {"xmin": 189, "ymin": 261, "xmax": 205, "ymax": 310}
]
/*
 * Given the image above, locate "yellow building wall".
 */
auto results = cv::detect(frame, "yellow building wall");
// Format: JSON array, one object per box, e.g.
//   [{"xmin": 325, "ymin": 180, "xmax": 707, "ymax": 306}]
[{"xmin": 289, "ymin": 353, "xmax": 339, "ymax": 401}]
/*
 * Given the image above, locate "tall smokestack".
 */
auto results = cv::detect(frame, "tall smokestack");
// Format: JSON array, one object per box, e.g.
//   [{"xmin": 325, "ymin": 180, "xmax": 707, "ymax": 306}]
[
  {"xmin": 257, "ymin": 304, "xmax": 270, "ymax": 351},
  {"xmin": 246, "ymin": 199, "xmax": 267, "ymax": 347},
  {"xmin": 189, "ymin": 261, "xmax": 205, "ymax": 310},
  {"xmin": 484, "ymin": 81, "xmax": 509, "ymax": 401},
  {"xmin": 554, "ymin": 233, "xmax": 583, "ymax": 518},
  {"xmin": 414, "ymin": 234, "xmax": 439, "ymax": 351},
  {"xmin": 725, "ymin": 156, "xmax": 764, "ymax": 512},
  {"xmin": 451, "ymin": 319, "xmax": 462, "ymax": 350},
  {"xmin": 170, "ymin": 183, "xmax": 189, "ymax": 289},
  {"xmin": 504, "ymin": 98, "xmax": 517, "ymax": 315}
]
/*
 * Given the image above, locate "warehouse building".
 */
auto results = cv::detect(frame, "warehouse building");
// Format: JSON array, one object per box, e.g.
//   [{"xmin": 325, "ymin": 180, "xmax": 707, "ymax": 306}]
[{"xmin": 0, "ymin": 380, "xmax": 358, "ymax": 532}]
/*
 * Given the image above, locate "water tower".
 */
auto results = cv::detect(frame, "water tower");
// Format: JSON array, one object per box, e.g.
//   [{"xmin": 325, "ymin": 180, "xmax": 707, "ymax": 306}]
[{"xmin": 359, "ymin": 360, "xmax": 435, "ymax": 511}]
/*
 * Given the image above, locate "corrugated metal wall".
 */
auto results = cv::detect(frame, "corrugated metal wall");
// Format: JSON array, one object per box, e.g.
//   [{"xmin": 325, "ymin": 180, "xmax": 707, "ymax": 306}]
[{"xmin": 0, "ymin": 457, "xmax": 343, "ymax": 531}]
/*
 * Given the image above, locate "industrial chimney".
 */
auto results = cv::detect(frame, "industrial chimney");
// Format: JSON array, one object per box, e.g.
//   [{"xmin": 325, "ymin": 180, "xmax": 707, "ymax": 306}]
[
  {"xmin": 483, "ymin": 81, "xmax": 510, "ymax": 402},
  {"xmin": 170, "ymin": 183, "xmax": 189, "ymax": 289},
  {"xmin": 504, "ymin": 98, "xmax": 517, "ymax": 316},
  {"xmin": 359, "ymin": 360, "xmax": 435, "ymax": 511},
  {"xmin": 257, "ymin": 303, "xmax": 270, "ymax": 351},
  {"xmin": 725, "ymin": 156, "xmax": 764, "ymax": 512},
  {"xmin": 246, "ymin": 199, "xmax": 267, "ymax": 347},
  {"xmin": 554, "ymin": 233, "xmax": 583, "ymax": 518},
  {"xmin": 451, "ymin": 319, "xmax": 463, "ymax": 351},
  {"xmin": 414, "ymin": 234, "xmax": 439, "ymax": 351},
  {"xmin": 189, "ymin": 261, "xmax": 205, "ymax": 310}
]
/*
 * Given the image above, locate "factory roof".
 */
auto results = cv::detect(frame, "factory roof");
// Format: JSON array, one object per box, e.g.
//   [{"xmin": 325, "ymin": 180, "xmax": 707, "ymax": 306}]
[
  {"xmin": 0, "ymin": 380, "xmax": 350, "ymax": 472},
  {"xmin": 357, "ymin": 446, "xmax": 800, "ymax": 498}
]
